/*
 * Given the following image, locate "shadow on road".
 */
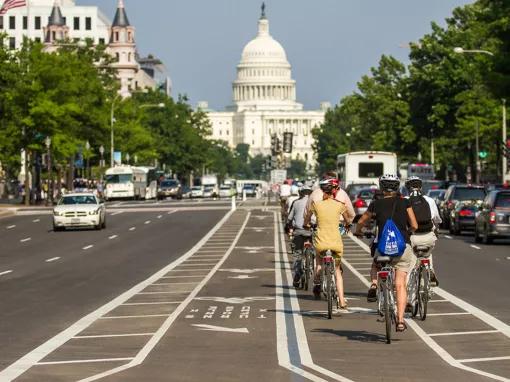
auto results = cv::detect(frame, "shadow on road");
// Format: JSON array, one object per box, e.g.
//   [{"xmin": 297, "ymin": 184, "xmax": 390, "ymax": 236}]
[{"xmin": 311, "ymin": 328, "xmax": 393, "ymax": 343}]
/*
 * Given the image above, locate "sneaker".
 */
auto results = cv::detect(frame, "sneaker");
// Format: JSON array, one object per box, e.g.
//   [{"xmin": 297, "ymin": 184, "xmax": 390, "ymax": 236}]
[
  {"xmin": 313, "ymin": 284, "xmax": 321, "ymax": 299},
  {"xmin": 430, "ymin": 270, "xmax": 439, "ymax": 287},
  {"xmin": 293, "ymin": 273, "xmax": 301, "ymax": 288}
]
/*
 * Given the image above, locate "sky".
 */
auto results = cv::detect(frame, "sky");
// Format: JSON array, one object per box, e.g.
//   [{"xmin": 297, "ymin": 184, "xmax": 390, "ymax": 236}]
[{"xmin": 80, "ymin": 0, "xmax": 473, "ymax": 110}]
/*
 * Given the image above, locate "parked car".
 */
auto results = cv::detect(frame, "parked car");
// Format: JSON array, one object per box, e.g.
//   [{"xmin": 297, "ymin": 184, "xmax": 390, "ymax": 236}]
[
  {"xmin": 181, "ymin": 186, "xmax": 192, "ymax": 199},
  {"xmin": 243, "ymin": 184, "xmax": 257, "ymax": 197},
  {"xmin": 439, "ymin": 185, "xmax": 486, "ymax": 229},
  {"xmin": 474, "ymin": 190, "xmax": 510, "ymax": 244},
  {"xmin": 203, "ymin": 185, "xmax": 217, "ymax": 198},
  {"xmin": 190, "ymin": 186, "xmax": 203, "ymax": 198},
  {"xmin": 345, "ymin": 183, "xmax": 377, "ymax": 201},
  {"xmin": 449, "ymin": 202, "xmax": 480, "ymax": 235},
  {"xmin": 219, "ymin": 185, "xmax": 234, "ymax": 198},
  {"xmin": 157, "ymin": 179, "xmax": 182, "ymax": 200},
  {"xmin": 353, "ymin": 188, "xmax": 378, "ymax": 221},
  {"xmin": 427, "ymin": 189, "xmax": 446, "ymax": 208},
  {"xmin": 53, "ymin": 193, "xmax": 106, "ymax": 231}
]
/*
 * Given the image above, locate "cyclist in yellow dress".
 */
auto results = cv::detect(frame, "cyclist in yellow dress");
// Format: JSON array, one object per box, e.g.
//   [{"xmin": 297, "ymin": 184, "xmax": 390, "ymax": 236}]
[{"xmin": 304, "ymin": 178, "xmax": 352, "ymax": 309}]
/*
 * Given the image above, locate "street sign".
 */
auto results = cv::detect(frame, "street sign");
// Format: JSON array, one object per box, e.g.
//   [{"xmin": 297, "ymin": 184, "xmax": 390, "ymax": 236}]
[{"xmin": 283, "ymin": 132, "xmax": 293, "ymax": 154}]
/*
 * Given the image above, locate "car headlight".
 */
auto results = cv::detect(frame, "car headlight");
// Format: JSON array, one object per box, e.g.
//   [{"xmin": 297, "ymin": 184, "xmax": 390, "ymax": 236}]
[
  {"xmin": 53, "ymin": 211, "xmax": 62, "ymax": 216},
  {"xmin": 89, "ymin": 209, "xmax": 100, "ymax": 215}
]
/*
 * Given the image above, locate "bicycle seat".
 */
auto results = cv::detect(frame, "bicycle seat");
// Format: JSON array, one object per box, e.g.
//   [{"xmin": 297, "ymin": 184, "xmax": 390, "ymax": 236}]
[
  {"xmin": 413, "ymin": 245, "xmax": 432, "ymax": 258},
  {"xmin": 375, "ymin": 255, "xmax": 392, "ymax": 263}
]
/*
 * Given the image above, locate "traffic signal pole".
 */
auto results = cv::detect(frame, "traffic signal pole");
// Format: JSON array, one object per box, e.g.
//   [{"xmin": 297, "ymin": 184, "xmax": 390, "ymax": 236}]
[
  {"xmin": 476, "ymin": 120, "xmax": 481, "ymax": 184},
  {"xmin": 503, "ymin": 99, "xmax": 508, "ymax": 183}
]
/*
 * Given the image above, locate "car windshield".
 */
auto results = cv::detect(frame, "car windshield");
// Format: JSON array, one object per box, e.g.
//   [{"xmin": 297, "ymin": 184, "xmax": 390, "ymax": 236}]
[
  {"xmin": 160, "ymin": 180, "xmax": 178, "ymax": 187},
  {"xmin": 105, "ymin": 174, "xmax": 132, "ymax": 184},
  {"xmin": 192, "ymin": 187, "xmax": 201, "ymax": 191},
  {"xmin": 59, "ymin": 195, "xmax": 97, "ymax": 205},
  {"xmin": 495, "ymin": 193, "xmax": 510, "ymax": 208},
  {"xmin": 220, "ymin": 186, "xmax": 230, "ymax": 190},
  {"xmin": 453, "ymin": 188, "xmax": 486, "ymax": 201},
  {"xmin": 358, "ymin": 189, "xmax": 376, "ymax": 199},
  {"xmin": 204, "ymin": 186, "xmax": 214, "ymax": 191},
  {"xmin": 348, "ymin": 184, "xmax": 374, "ymax": 197},
  {"xmin": 428, "ymin": 190, "xmax": 445, "ymax": 199}
]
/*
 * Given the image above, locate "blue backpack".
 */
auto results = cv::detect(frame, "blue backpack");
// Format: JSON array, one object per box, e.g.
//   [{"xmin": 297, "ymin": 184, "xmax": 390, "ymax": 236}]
[{"xmin": 377, "ymin": 200, "xmax": 406, "ymax": 257}]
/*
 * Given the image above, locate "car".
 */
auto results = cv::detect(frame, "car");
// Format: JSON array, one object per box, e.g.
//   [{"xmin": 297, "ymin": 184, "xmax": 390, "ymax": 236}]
[
  {"xmin": 203, "ymin": 185, "xmax": 217, "ymax": 198},
  {"xmin": 426, "ymin": 189, "xmax": 446, "ymax": 208},
  {"xmin": 345, "ymin": 183, "xmax": 377, "ymax": 201},
  {"xmin": 181, "ymin": 186, "xmax": 192, "ymax": 199},
  {"xmin": 242, "ymin": 184, "xmax": 257, "ymax": 197},
  {"xmin": 53, "ymin": 193, "xmax": 106, "ymax": 231},
  {"xmin": 190, "ymin": 186, "xmax": 203, "ymax": 198},
  {"xmin": 439, "ymin": 185, "xmax": 486, "ymax": 229},
  {"xmin": 474, "ymin": 190, "xmax": 510, "ymax": 244},
  {"xmin": 449, "ymin": 202, "xmax": 479, "ymax": 235},
  {"xmin": 157, "ymin": 179, "xmax": 182, "ymax": 200},
  {"xmin": 219, "ymin": 185, "xmax": 234, "ymax": 198},
  {"xmin": 352, "ymin": 188, "xmax": 378, "ymax": 221}
]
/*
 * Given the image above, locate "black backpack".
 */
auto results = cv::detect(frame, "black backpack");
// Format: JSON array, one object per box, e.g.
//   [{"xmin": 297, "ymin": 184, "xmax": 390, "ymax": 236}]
[{"xmin": 409, "ymin": 195, "xmax": 433, "ymax": 233}]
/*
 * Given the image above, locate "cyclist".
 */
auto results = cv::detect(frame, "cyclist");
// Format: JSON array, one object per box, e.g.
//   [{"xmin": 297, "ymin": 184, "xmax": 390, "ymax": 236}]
[
  {"xmin": 354, "ymin": 174, "xmax": 418, "ymax": 332},
  {"xmin": 405, "ymin": 176, "xmax": 441, "ymax": 286},
  {"xmin": 287, "ymin": 185, "xmax": 313, "ymax": 287},
  {"xmin": 279, "ymin": 179, "xmax": 292, "ymax": 218},
  {"xmin": 304, "ymin": 178, "xmax": 351, "ymax": 310}
]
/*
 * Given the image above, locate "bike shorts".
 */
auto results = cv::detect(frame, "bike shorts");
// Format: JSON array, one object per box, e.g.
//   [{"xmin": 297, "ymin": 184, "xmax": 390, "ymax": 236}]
[{"xmin": 373, "ymin": 244, "xmax": 415, "ymax": 273}]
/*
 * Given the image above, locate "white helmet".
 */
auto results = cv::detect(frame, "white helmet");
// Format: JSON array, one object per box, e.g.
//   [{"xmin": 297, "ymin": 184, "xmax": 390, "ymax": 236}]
[{"xmin": 379, "ymin": 174, "xmax": 400, "ymax": 192}]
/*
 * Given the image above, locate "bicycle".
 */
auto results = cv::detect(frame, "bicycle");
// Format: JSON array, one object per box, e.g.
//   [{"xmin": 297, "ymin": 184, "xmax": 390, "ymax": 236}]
[
  {"xmin": 375, "ymin": 255, "xmax": 397, "ymax": 344},
  {"xmin": 321, "ymin": 250, "xmax": 338, "ymax": 319},
  {"xmin": 301, "ymin": 239, "xmax": 315, "ymax": 290},
  {"xmin": 407, "ymin": 245, "xmax": 433, "ymax": 321}
]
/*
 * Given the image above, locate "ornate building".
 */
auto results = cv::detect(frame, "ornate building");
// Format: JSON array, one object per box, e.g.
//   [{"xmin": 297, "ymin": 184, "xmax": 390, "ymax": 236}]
[{"xmin": 202, "ymin": 6, "xmax": 328, "ymax": 170}]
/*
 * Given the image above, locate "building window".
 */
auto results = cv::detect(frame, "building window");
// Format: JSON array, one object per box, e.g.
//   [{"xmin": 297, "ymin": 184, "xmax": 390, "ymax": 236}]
[
  {"xmin": 0, "ymin": 16, "xmax": 3, "ymax": 29},
  {"xmin": 115, "ymin": 31, "xmax": 119, "ymax": 42},
  {"xmin": 115, "ymin": 52, "xmax": 120, "ymax": 62},
  {"xmin": 99, "ymin": 38, "xmax": 105, "ymax": 45},
  {"xmin": 35, "ymin": 37, "xmax": 41, "ymax": 43},
  {"xmin": 9, "ymin": 37, "xmax": 15, "ymax": 49},
  {"xmin": 219, "ymin": 130, "xmax": 222, "ymax": 136},
  {"xmin": 9, "ymin": 16, "xmax": 15, "ymax": 30},
  {"xmin": 23, "ymin": 16, "xmax": 27, "ymax": 30},
  {"xmin": 35, "ymin": 16, "xmax": 41, "ymax": 30},
  {"xmin": 85, "ymin": 17, "xmax": 91, "ymax": 30},
  {"xmin": 63, "ymin": 17, "xmax": 66, "ymax": 25},
  {"xmin": 73, "ymin": 17, "xmax": 80, "ymax": 30},
  {"xmin": 226, "ymin": 130, "xmax": 229, "ymax": 136}
]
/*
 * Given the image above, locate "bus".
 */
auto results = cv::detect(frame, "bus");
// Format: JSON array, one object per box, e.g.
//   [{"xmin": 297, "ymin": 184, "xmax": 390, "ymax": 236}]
[
  {"xmin": 336, "ymin": 151, "xmax": 398, "ymax": 188},
  {"xmin": 399, "ymin": 162, "xmax": 435, "ymax": 181},
  {"xmin": 104, "ymin": 166, "xmax": 158, "ymax": 200}
]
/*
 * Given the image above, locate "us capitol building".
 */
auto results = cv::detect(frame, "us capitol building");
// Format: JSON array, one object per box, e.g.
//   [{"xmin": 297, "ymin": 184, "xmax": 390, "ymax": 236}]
[{"xmin": 199, "ymin": 6, "xmax": 329, "ymax": 171}]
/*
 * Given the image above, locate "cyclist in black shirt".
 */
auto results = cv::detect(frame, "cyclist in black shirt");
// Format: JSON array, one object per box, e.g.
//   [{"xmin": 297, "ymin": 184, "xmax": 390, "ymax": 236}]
[{"xmin": 355, "ymin": 174, "xmax": 418, "ymax": 332}]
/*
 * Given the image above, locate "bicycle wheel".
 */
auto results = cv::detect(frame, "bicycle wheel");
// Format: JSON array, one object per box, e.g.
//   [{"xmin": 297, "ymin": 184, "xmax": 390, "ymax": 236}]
[
  {"xmin": 418, "ymin": 266, "xmax": 429, "ymax": 321},
  {"xmin": 303, "ymin": 249, "xmax": 311, "ymax": 291},
  {"xmin": 326, "ymin": 266, "xmax": 333, "ymax": 319},
  {"xmin": 408, "ymin": 269, "xmax": 419, "ymax": 318},
  {"xmin": 383, "ymin": 282, "xmax": 392, "ymax": 344}
]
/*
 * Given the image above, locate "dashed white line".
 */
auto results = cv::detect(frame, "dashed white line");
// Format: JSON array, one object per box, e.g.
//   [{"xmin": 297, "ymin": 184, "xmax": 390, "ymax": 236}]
[
  {"xmin": 74, "ymin": 333, "xmax": 154, "ymax": 339},
  {"xmin": 100, "ymin": 314, "xmax": 169, "ymax": 320},
  {"xmin": 157, "ymin": 215, "xmax": 162, "ymax": 219},
  {"xmin": 470, "ymin": 245, "xmax": 481, "ymax": 250},
  {"xmin": 429, "ymin": 330, "xmax": 499, "ymax": 337},
  {"xmin": 129, "ymin": 227, "xmax": 136, "ymax": 231},
  {"xmin": 421, "ymin": 312, "xmax": 471, "ymax": 317},
  {"xmin": 6, "ymin": 225, "xmax": 16, "ymax": 229},
  {"xmin": 110, "ymin": 211, "xmax": 124, "ymax": 216},
  {"xmin": 444, "ymin": 235, "xmax": 452, "ymax": 239},
  {"xmin": 109, "ymin": 235, "xmax": 118, "ymax": 240},
  {"xmin": 506, "ymin": 257, "xmax": 510, "ymax": 261},
  {"xmin": 45, "ymin": 257, "xmax": 61, "ymax": 263},
  {"xmin": 37, "ymin": 358, "xmax": 133, "ymax": 366},
  {"xmin": 0, "ymin": 270, "xmax": 13, "ymax": 276},
  {"xmin": 83, "ymin": 245, "xmax": 94, "ymax": 250},
  {"xmin": 20, "ymin": 238, "xmax": 31, "ymax": 243},
  {"xmin": 458, "ymin": 356, "xmax": 510, "ymax": 363},
  {"xmin": 121, "ymin": 301, "xmax": 182, "ymax": 306},
  {"xmin": 32, "ymin": 219, "xmax": 40, "ymax": 223},
  {"xmin": 144, "ymin": 220, "xmax": 151, "ymax": 225}
]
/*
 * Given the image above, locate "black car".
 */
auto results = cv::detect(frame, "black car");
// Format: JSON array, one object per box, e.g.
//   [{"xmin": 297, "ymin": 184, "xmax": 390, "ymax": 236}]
[
  {"xmin": 157, "ymin": 179, "xmax": 182, "ymax": 200},
  {"xmin": 345, "ymin": 183, "xmax": 377, "ymax": 201},
  {"xmin": 449, "ymin": 202, "xmax": 479, "ymax": 235},
  {"xmin": 439, "ymin": 185, "xmax": 486, "ymax": 229},
  {"xmin": 474, "ymin": 190, "xmax": 510, "ymax": 244}
]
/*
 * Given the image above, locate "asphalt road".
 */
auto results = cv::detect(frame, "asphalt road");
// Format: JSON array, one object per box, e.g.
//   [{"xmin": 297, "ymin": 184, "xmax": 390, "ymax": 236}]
[{"xmin": 0, "ymin": 198, "xmax": 508, "ymax": 381}]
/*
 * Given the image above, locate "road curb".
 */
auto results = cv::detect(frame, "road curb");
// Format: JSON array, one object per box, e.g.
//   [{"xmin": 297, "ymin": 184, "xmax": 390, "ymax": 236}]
[{"xmin": 0, "ymin": 208, "xmax": 16, "ymax": 219}]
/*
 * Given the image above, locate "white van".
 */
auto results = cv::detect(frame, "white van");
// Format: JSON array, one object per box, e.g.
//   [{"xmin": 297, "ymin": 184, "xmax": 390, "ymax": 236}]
[
  {"xmin": 104, "ymin": 166, "xmax": 157, "ymax": 200},
  {"xmin": 337, "ymin": 151, "xmax": 398, "ymax": 188}
]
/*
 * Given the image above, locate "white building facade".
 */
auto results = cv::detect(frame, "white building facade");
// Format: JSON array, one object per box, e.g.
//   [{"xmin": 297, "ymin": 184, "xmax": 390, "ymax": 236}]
[{"xmin": 202, "ymin": 10, "xmax": 327, "ymax": 170}]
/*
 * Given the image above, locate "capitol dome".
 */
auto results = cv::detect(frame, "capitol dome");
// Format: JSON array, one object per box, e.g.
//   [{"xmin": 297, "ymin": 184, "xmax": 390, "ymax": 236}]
[{"xmin": 231, "ymin": 8, "xmax": 302, "ymax": 112}]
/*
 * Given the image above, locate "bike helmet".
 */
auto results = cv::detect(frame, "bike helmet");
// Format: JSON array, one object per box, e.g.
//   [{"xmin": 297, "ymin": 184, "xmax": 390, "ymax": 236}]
[
  {"xmin": 405, "ymin": 176, "xmax": 422, "ymax": 191},
  {"xmin": 319, "ymin": 178, "xmax": 339, "ymax": 194},
  {"xmin": 299, "ymin": 185, "xmax": 313, "ymax": 197},
  {"xmin": 379, "ymin": 174, "xmax": 400, "ymax": 193}
]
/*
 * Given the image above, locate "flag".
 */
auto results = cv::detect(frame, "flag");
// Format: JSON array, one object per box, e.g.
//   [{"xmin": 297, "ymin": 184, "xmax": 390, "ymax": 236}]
[{"xmin": 0, "ymin": 0, "xmax": 27, "ymax": 15}]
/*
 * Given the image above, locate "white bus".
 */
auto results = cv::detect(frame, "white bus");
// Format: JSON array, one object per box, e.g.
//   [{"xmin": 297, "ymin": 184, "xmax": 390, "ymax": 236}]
[
  {"xmin": 337, "ymin": 151, "xmax": 398, "ymax": 187},
  {"xmin": 104, "ymin": 166, "xmax": 158, "ymax": 200},
  {"xmin": 399, "ymin": 162, "xmax": 435, "ymax": 181}
]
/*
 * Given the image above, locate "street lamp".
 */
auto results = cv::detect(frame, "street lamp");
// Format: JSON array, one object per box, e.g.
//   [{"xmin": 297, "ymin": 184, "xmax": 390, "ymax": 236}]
[
  {"xmin": 85, "ymin": 140, "xmax": 91, "ymax": 179},
  {"xmin": 126, "ymin": 153, "xmax": 130, "ymax": 165},
  {"xmin": 45, "ymin": 136, "xmax": 53, "ymax": 206},
  {"xmin": 453, "ymin": 47, "xmax": 494, "ymax": 56},
  {"xmin": 134, "ymin": 154, "xmax": 138, "ymax": 165},
  {"xmin": 99, "ymin": 145, "xmax": 105, "ymax": 168},
  {"xmin": 110, "ymin": 94, "xmax": 121, "ymax": 168},
  {"xmin": 139, "ymin": 103, "xmax": 165, "ymax": 109}
]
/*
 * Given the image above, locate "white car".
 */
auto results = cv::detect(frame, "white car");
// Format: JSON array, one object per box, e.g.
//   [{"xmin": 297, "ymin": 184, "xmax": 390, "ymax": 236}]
[
  {"xmin": 219, "ymin": 185, "xmax": 233, "ymax": 198},
  {"xmin": 190, "ymin": 186, "xmax": 203, "ymax": 198},
  {"xmin": 53, "ymin": 193, "xmax": 106, "ymax": 231}
]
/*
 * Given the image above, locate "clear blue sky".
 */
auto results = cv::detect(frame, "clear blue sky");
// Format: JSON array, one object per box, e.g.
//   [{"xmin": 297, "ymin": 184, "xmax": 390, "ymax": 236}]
[{"xmin": 80, "ymin": 0, "xmax": 473, "ymax": 110}]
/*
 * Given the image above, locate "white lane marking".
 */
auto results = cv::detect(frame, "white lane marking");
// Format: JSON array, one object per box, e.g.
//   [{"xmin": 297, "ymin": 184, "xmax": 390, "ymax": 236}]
[
  {"xmin": 45, "ymin": 257, "xmax": 61, "ymax": 263},
  {"xmin": 179, "ymin": 263, "xmax": 218, "ymax": 267},
  {"xmin": 0, "ymin": 270, "xmax": 13, "ymax": 276},
  {"xmin": 346, "ymin": 234, "xmax": 510, "ymax": 382},
  {"xmin": 138, "ymin": 291, "xmax": 187, "ymax": 295},
  {"xmin": 192, "ymin": 324, "xmax": 248, "ymax": 334},
  {"xmin": 129, "ymin": 227, "xmax": 136, "ymax": 231},
  {"xmin": 20, "ymin": 238, "xmax": 31, "ymax": 243},
  {"xmin": 470, "ymin": 245, "xmax": 481, "ymax": 250},
  {"xmin": 74, "ymin": 333, "xmax": 154, "ymax": 339},
  {"xmin": 168, "ymin": 269, "xmax": 211, "ymax": 272},
  {"xmin": 355, "ymin": 268, "xmax": 372, "ymax": 271},
  {"xmin": 0, "ymin": 212, "xmax": 234, "ymax": 382},
  {"xmin": 429, "ymin": 330, "xmax": 499, "ymax": 337},
  {"xmin": 185, "ymin": 259, "xmax": 221, "ymax": 262},
  {"xmin": 83, "ymin": 245, "xmax": 94, "ymax": 250},
  {"xmin": 144, "ymin": 220, "xmax": 151, "ymax": 225},
  {"xmin": 109, "ymin": 235, "xmax": 118, "ymax": 240},
  {"xmin": 77, "ymin": 212, "xmax": 250, "ymax": 382},
  {"xmin": 161, "ymin": 276, "xmax": 206, "ymax": 279},
  {"xmin": 6, "ymin": 225, "xmax": 16, "ymax": 229},
  {"xmin": 32, "ymin": 219, "xmax": 40, "ymax": 223},
  {"xmin": 445, "ymin": 235, "xmax": 452, "ymax": 239},
  {"xmin": 151, "ymin": 282, "xmax": 197, "ymax": 286},
  {"xmin": 275, "ymin": 213, "xmax": 349, "ymax": 382},
  {"xmin": 507, "ymin": 257, "xmax": 510, "ymax": 260},
  {"xmin": 37, "ymin": 358, "xmax": 133, "ymax": 366},
  {"xmin": 121, "ymin": 302, "xmax": 182, "ymax": 306},
  {"xmin": 100, "ymin": 314, "xmax": 169, "ymax": 320},
  {"xmin": 110, "ymin": 211, "xmax": 124, "ymax": 216},
  {"xmin": 459, "ymin": 356, "xmax": 510, "ymax": 363},
  {"xmin": 157, "ymin": 215, "xmax": 162, "ymax": 219}
]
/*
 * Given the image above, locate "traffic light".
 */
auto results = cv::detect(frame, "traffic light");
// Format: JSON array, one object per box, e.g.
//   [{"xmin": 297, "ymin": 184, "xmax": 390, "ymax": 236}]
[
  {"xmin": 478, "ymin": 151, "xmax": 488, "ymax": 159},
  {"xmin": 283, "ymin": 132, "xmax": 293, "ymax": 154},
  {"xmin": 271, "ymin": 135, "xmax": 281, "ymax": 156}
]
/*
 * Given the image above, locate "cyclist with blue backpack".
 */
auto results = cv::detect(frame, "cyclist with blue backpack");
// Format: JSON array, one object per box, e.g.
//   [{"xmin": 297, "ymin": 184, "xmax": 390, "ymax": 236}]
[{"xmin": 355, "ymin": 174, "xmax": 418, "ymax": 332}]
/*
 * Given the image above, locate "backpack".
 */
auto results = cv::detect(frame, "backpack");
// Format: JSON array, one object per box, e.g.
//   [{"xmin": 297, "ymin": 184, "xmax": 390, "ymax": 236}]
[
  {"xmin": 409, "ymin": 195, "xmax": 433, "ymax": 233},
  {"xmin": 377, "ymin": 199, "xmax": 406, "ymax": 257}
]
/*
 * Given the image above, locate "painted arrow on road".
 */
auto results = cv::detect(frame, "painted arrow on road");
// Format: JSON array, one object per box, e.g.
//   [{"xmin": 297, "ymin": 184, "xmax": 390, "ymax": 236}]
[{"xmin": 192, "ymin": 324, "xmax": 249, "ymax": 333}]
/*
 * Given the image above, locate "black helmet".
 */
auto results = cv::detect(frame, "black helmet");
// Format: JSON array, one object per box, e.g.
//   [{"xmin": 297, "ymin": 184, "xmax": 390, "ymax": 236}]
[
  {"xmin": 379, "ymin": 174, "xmax": 400, "ymax": 193},
  {"xmin": 319, "ymin": 178, "xmax": 338, "ymax": 194},
  {"xmin": 405, "ymin": 176, "xmax": 422, "ymax": 191}
]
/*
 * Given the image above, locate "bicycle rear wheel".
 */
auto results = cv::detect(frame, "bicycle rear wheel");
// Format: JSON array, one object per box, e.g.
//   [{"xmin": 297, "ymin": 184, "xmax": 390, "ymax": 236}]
[
  {"xmin": 383, "ymin": 282, "xmax": 392, "ymax": 344},
  {"xmin": 418, "ymin": 267, "xmax": 429, "ymax": 321},
  {"xmin": 408, "ymin": 269, "xmax": 419, "ymax": 318},
  {"xmin": 304, "ymin": 249, "xmax": 311, "ymax": 291},
  {"xmin": 326, "ymin": 266, "xmax": 333, "ymax": 319}
]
